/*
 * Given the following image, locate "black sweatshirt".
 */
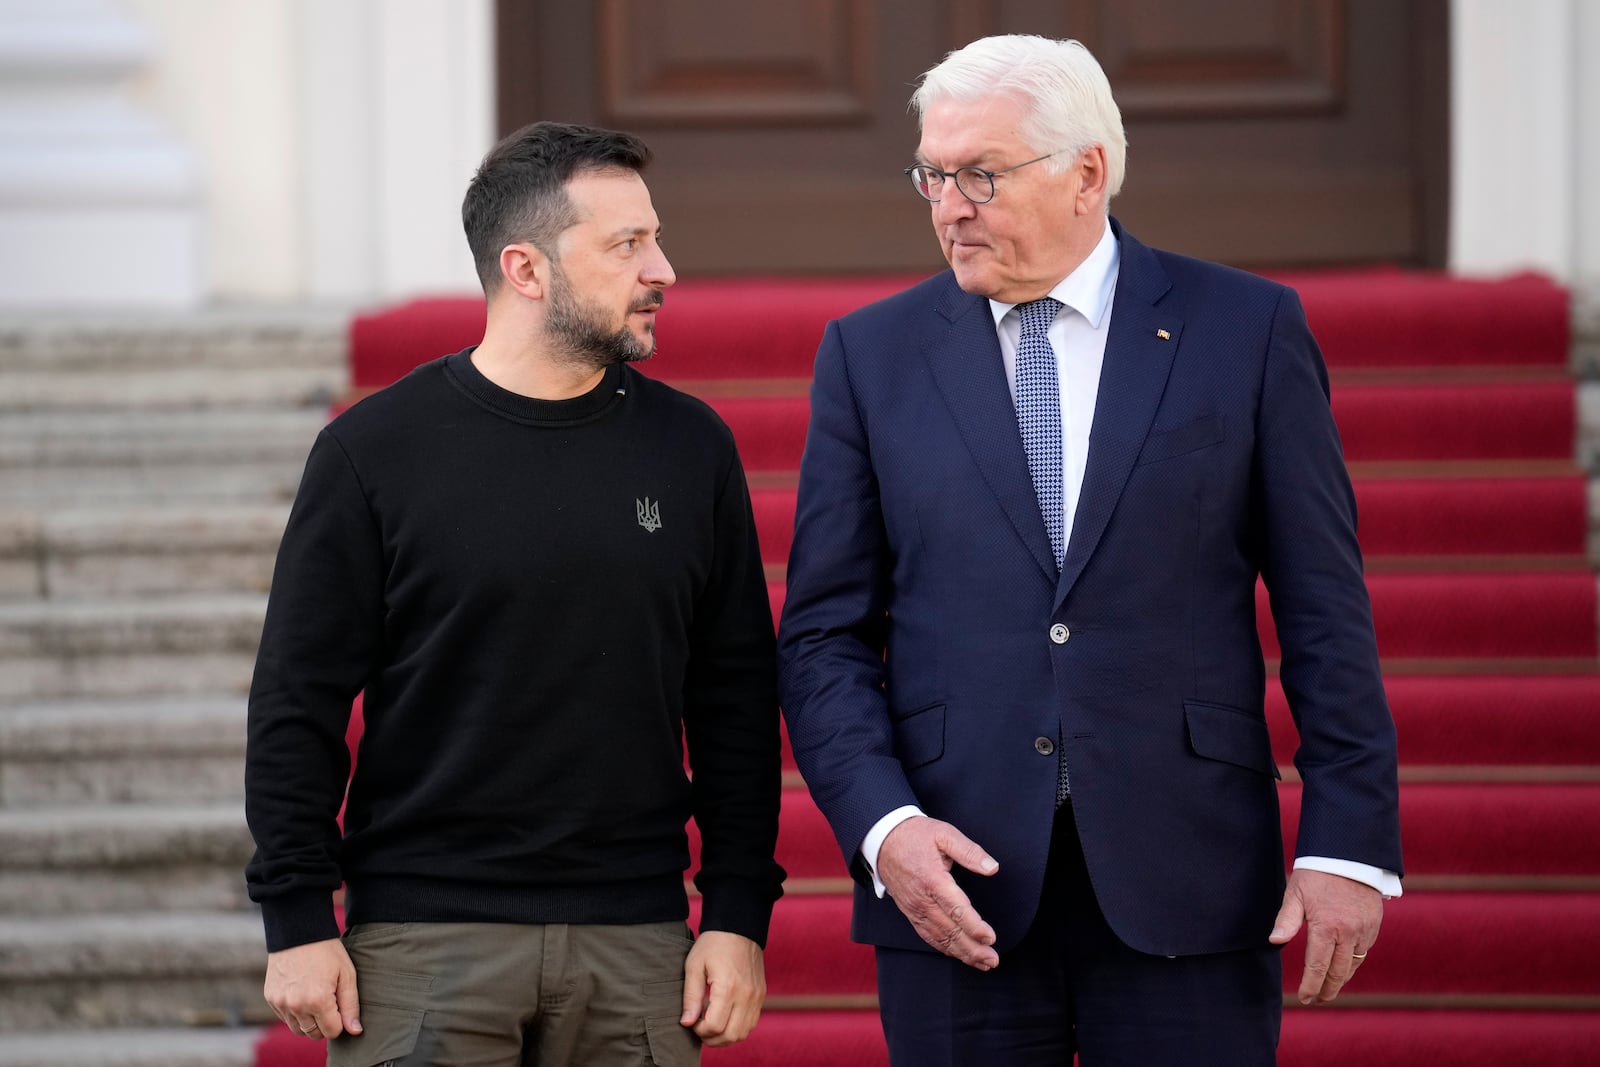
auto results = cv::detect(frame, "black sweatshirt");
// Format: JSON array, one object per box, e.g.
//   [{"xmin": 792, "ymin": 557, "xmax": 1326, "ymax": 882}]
[{"xmin": 245, "ymin": 350, "xmax": 784, "ymax": 952}]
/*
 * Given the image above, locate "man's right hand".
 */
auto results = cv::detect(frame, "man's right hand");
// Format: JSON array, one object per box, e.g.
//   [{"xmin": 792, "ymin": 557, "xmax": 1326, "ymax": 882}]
[
  {"xmin": 264, "ymin": 938, "xmax": 363, "ymax": 1041},
  {"xmin": 876, "ymin": 816, "xmax": 1000, "ymax": 970}
]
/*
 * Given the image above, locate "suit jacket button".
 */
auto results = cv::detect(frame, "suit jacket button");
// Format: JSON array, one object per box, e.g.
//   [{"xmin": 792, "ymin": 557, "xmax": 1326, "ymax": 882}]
[
  {"xmin": 1049, "ymin": 623, "xmax": 1069, "ymax": 644},
  {"xmin": 1035, "ymin": 736, "xmax": 1055, "ymax": 755}
]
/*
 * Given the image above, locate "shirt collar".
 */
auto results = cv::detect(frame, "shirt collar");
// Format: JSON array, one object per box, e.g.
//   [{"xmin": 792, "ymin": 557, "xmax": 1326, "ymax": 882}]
[{"xmin": 988, "ymin": 218, "xmax": 1119, "ymax": 330}]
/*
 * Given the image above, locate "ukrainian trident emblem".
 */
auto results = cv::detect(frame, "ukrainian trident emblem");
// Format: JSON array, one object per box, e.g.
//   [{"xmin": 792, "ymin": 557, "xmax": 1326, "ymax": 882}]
[{"xmin": 636, "ymin": 497, "xmax": 662, "ymax": 532}]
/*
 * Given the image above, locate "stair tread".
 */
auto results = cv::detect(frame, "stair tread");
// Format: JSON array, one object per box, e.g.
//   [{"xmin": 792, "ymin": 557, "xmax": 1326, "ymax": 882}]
[
  {"xmin": 691, "ymin": 1007, "xmax": 1600, "ymax": 1066},
  {"xmin": 0, "ymin": 696, "xmax": 245, "ymax": 757},
  {"xmin": 0, "ymin": 1028, "xmax": 261, "ymax": 1067}
]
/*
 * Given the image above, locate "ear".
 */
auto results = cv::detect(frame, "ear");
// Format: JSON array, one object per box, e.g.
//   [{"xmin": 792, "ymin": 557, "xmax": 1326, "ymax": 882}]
[
  {"xmin": 1074, "ymin": 145, "xmax": 1109, "ymax": 216},
  {"xmin": 498, "ymin": 242, "xmax": 549, "ymax": 301}
]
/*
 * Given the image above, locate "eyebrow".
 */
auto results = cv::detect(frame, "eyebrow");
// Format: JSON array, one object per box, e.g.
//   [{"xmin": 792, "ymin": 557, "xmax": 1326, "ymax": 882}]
[{"xmin": 912, "ymin": 152, "xmax": 999, "ymax": 169}]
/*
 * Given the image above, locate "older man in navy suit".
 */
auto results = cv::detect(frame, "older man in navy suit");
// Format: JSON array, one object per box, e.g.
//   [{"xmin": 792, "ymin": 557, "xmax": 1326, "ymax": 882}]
[{"xmin": 777, "ymin": 34, "xmax": 1403, "ymax": 1066}]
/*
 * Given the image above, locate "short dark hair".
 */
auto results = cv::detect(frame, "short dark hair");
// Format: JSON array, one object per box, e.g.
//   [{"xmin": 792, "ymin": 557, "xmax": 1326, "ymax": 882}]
[{"xmin": 462, "ymin": 121, "xmax": 652, "ymax": 293}]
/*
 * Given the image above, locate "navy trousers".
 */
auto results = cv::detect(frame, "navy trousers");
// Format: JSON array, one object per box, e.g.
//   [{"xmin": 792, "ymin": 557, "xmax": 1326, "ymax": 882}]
[{"xmin": 876, "ymin": 805, "xmax": 1282, "ymax": 1066}]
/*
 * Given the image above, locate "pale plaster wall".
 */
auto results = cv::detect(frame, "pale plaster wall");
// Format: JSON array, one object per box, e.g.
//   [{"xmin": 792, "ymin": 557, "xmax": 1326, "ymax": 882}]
[
  {"xmin": 85, "ymin": 0, "xmax": 1600, "ymax": 301},
  {"xmin": 124, "ymin": 0, "xmax": 491, "ymax": 303},
  {"xmin": 1451, "ymin": 0, "xmax": 1600, "ymax": 286}
]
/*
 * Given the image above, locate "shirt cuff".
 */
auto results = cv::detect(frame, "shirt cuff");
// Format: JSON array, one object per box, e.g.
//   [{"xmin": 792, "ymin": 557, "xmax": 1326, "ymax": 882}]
[
  {"xmin": 860, "ymin": 805, "xmax": 925, "ymax": 899},
  {"xmin": 1294, "ymin": 856, "xmax": 1403, "ymax": 899}
]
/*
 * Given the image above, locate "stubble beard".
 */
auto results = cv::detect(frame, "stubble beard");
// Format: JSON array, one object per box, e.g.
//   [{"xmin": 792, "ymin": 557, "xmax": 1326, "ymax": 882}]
[{"xmin": 544, "ymin": 263, "xmax": 660, "ymax": 370}]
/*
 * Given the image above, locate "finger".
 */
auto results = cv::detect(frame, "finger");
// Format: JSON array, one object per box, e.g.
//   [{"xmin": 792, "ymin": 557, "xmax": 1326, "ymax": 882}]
[
  {"xmin": 1317, "ymin": 943, "xmax": 1368, "ymax": 1004},
  {"xmin": 312, "ymin": 999, "xmax": 344, "ymax": 1039},
  {"xmin": 933, "ymin": 879, "xmax": 997, "ymax": 950},
  {"xmin": 679, "ymin": 957, "xmax": 707, "ymax": 1028},
  {"xmin": 335, "ymin": 958, "xmax": 362, "ymax": 1036},
  {"xmin": 1268, "ymin": 892, "xmax": 1305, "ymax": 945},
  {"xmin": 704, "ymin": 979, "xmax": 735, "ymax": 1037},
  {"xmin": 883, "ymin": 855, "xmax": 998, "ymax": 967},
  {"xmin": 700, "ymin": 979, "xmax": 760, "ymax": 1046},
  {"xmin": 1296, "ymin": 924, "xmax": 1336, "ymax": 1005},
  {"xmin": 938, "ymin": 829, "xmax": 1000, "ymax": 879},
  {"xmin": 921, "ymin": 895, "xmax": 999, "ymax": 970},
  {"xmin": 728, "ymin": 995, "xmax": 762, "ymax": 1044},
  {"xmin": 693, "ymin": 980, "xmax": 733, "ymax": 1042}
]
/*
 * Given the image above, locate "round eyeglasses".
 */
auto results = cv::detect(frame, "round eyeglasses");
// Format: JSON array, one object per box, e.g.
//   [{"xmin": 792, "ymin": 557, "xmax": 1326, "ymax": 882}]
[{"xmin": 904, "ymin": 152, "xmax": 1059, "ymax": 205}]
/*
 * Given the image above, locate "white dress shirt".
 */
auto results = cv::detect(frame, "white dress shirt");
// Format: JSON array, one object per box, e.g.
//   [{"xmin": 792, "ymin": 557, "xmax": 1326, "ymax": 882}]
[{"xmin": 860, "ymin": 219, "xmax": 1400, "ymax": 901}]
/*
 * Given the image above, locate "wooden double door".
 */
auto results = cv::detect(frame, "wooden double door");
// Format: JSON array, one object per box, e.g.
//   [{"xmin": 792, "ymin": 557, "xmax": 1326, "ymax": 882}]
[{"xmin": 498, "ymin": 1, "xmax": 1447, "ymax": 274}]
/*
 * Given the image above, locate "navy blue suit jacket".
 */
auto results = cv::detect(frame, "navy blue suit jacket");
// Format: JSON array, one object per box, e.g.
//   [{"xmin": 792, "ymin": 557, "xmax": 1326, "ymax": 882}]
[{"xmin": 776, "ymin": 221, "xmax": 1403, "ymax": 958}]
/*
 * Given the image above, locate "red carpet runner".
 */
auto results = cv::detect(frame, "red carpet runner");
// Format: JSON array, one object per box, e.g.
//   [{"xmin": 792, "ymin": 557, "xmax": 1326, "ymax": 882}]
[{"xmin": 258, "ymin": 269, "xmax": 1600, "ymax": 1065}]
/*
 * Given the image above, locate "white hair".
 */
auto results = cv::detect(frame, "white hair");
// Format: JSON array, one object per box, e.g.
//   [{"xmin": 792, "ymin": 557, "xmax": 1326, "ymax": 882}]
[{"xmin": 911, "ymin": 35, "xmax": 1127, "ymax": 200}]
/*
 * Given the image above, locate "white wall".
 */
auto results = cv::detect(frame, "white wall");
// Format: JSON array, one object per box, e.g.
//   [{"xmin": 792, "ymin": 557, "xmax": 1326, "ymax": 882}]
[
  {"xmin": 125, "ymin": 0, "xmax": 301, "ymax": 301},
  {"xmin": 1576, "ymin": 0, "xmax": 1600, "ymax": 288},
  {"xmin": 20, "ymin": 1, "xmax": 1594, "ymax": 304},
  {"xmin": 1451, "ymin": 0, "xmax": 1600, "ymax": 287},
  {"xmin": 125, "ymin": 0, "xmax": 492, "ymax": 304},
  {"xmin": 0, "ymin": 0, "xmax": 203, "ymax": 309}
]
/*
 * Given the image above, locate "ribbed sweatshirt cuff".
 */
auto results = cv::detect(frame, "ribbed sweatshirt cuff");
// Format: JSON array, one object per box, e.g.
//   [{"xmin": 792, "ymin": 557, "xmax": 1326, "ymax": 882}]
[
  {"xmin": 697, "ymin": 877, "xmax": 783, "ymax": 948},
  {"xmin": 260, "ymin": 891, "xmax": 342, "ymax": 953}
]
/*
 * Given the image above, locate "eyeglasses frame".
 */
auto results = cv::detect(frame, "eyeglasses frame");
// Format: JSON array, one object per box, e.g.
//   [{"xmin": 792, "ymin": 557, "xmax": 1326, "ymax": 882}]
[{"xmin": 904, "ymin": 151, "xmax": 1061, "ymax": 205}]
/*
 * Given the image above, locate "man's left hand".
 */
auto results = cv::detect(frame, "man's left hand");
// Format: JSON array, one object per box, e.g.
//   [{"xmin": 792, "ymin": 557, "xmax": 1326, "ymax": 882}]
[
  {"xmin": 1269, "ymin": 868, "xmax": 1383, "ymax": 1004},
  {"xmin": 681, "ymin": 930, "xmax": 765, "ymax": 1046}
]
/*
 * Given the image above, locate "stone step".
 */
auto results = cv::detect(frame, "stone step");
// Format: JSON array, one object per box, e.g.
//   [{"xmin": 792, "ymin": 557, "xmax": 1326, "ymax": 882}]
[
  {"xmin": 0, "ymin": 410, "xmax": 323, "ymax": 469},
  {"xmin": 0, "ymin": 595, "xmax": 265, "ymax": 701},
  {"xmin": 0, "ymin": 366, "xmax": 343, "ymax": 414},
  {"xmin": 0, "ymin": 1028, "xmax": 261, "ymax": 1067},
  {"xmin": 0, "ymin": 306, "xmax": 347, "ymax": 374},
  {"xmin": 1591, "ymin": 477, "xmax": 1600, "ymax": 562},
  {"xmin": 0, "ymin": 462, "xmax": 301, "ymax": 508},
  {"xmin": 0, "ymin": 507, "xmax": 289, "ymax": 600},
  {"xmin": 0, "ymin": 697, "xmax": 246, "ymax": 806},
  {"xmin": 1582, "ymin": 379, "xmax": 1599, "ymax": 470},
  {"xmin": 0, "ymin": 805, "xmax": 253, "ymax": 868},
  {"xmin": 0, "ymin": 513, "xmax": 36, "ymax": 598},
  {"xmin": 0, "ymin": 912, "xmax": 270, "ymax": 1030},
  {"xmin": 0, "ymin": 804, "xmax": 254, "ymax": 914}
]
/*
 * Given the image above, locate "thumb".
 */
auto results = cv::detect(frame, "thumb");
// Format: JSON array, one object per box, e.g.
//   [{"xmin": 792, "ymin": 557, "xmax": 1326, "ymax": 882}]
[
  {"xmin": 939, "ymin": 827, "xmax": 999, "ymax": 878},
  {"xmin": 680, "ymin": 949, "xmax": 707, "ymax": 1027},
  {"xmin": 337, "ymin": 961, "xmax": 363, "ymax": 1035},
  {"xmin": 1269, "ymin": 889, "xmax": 1304, "ymax": 945}
]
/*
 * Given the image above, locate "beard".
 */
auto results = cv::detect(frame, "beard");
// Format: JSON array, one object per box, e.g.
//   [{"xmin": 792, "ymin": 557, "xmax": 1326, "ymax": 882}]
[{"xmin": 543, "ymin": 263, "xmax": 662, "ymax": 369}]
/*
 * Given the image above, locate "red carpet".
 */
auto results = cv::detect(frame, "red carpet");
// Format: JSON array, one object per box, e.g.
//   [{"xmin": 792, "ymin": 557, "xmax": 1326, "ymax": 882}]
[
  {"xmin": 258, "ymin": 268, "xmax": 1597, "ymax": 1065},
  {"xmin": 711, "ymin": 383, "xmax": 1580, "ymax": 473},
  {"xmin": 703, "ymin": 891, "xmax": 1600, "ymax": 999},
  {"xmin": 697, "ymin": 1010, "xmax": 1600, "ymax": 1067},
  {"xmin": 347, "ymin": 270, "xmax": 1569, "ymax": 387},
  {"xmin": 752, "ymin": 476, "xmax": 1590, "ymax": 563},
  {"xmin": 702, "ymin": 781, "xmax": 1600, "ymax": 885}
]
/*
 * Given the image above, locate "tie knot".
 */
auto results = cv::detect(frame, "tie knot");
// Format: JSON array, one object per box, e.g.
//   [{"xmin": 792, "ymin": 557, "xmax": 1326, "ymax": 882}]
[{"xmin": 1016, "ymin": 297, "xmax": 1062, "ymax": 340}]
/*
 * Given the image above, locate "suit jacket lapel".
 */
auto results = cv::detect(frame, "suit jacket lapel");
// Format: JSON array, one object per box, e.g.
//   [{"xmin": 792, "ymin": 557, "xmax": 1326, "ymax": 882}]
[
  {"xmin": 1057, "ymin": 225, "xmax": 1183, "ymax": 605},
  {"xmin": 923, "ymin": 278, "xmax": 1060, "ymax": 583}
]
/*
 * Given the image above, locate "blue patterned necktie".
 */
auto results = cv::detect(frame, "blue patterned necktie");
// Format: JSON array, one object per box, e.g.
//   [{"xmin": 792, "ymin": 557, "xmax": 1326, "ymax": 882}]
[
  {"xmin": 1014, "ymin": 297, "xmax": 1071, "ymax": 803},
  {"xmin": 1014, "ymin": 298, "xmax": 1065, "ymax": 568}
]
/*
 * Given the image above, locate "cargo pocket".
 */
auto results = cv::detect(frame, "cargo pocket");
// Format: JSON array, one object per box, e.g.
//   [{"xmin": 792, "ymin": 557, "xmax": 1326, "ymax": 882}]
[
  {"xmin": 327, "ymin": 969, "xmax": 432, "ymax": 1067},
  {"xmin": 644, "ymin": 1014, "xmax": 702, "ymax": 1066}
]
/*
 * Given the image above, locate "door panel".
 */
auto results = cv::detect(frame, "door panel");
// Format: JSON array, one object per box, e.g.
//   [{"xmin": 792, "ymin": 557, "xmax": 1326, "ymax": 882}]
[{"xmin": 496, "ymin": 0, "xmax": 1446, "ymax": 272}]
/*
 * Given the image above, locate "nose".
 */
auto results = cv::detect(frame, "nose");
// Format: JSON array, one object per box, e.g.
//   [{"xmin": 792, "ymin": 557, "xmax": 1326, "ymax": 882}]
[
  {"xmin": 932, "ymin": 188, "xmax": 976, "ymax": 227},
  {"xmin": 643, "ymin": 244, "xmax": 675, "ymax": 289}
]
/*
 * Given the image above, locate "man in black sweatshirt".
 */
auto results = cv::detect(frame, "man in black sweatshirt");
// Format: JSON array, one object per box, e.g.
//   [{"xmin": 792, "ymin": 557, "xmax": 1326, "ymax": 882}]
[{"xmin": 245, "ymin": 121, "xmax": 784, "ymax": 1066}]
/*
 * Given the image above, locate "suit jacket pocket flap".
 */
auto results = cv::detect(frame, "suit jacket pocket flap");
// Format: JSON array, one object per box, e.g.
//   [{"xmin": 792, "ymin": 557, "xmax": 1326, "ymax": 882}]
[
  {"xmin": 891, "ymin": 701, "xmax": 945, "ymax": 770},
  {"xmin": 1136, "ymin": 414, "xmax": 1224, "ymax": 465},
  {"xmin": 1185, "ymin": 700, "xmax": 1279, "ymax": 778}
]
